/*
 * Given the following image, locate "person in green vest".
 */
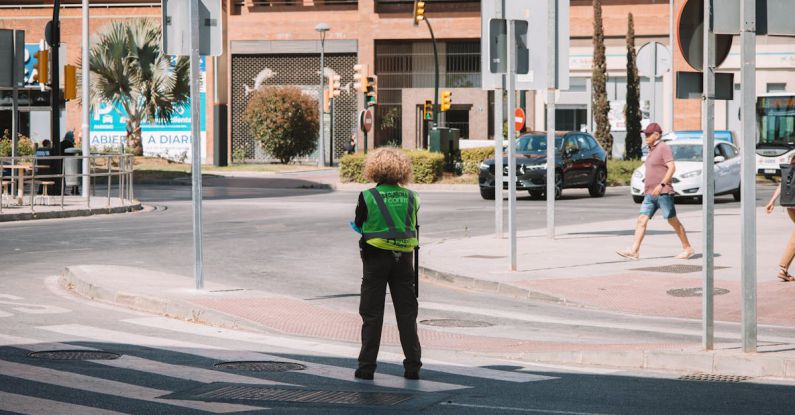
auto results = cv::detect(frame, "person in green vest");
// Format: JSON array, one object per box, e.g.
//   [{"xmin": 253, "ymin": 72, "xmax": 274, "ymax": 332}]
[{"xmin": 351, "ymin": 147, "xmax": 421, "ymax": 380}]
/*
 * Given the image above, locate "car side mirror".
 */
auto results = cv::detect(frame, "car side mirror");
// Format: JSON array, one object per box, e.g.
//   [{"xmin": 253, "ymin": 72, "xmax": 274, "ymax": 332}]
[{"xmin": 714, "ymin": 156, "xmax": 726, "ymax": 163}]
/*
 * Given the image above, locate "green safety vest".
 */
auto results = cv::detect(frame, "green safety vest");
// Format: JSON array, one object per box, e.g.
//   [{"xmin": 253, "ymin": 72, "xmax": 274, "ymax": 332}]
[{"xmin": 361, "ymin": 184, "xmax": 419, "ymax": 252}]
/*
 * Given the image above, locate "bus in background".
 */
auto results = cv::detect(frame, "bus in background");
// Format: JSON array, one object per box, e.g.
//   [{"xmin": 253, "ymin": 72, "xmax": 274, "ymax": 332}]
[{"xmin": 757, "ymin": 94, "xmax": 795, "ymax": 178}]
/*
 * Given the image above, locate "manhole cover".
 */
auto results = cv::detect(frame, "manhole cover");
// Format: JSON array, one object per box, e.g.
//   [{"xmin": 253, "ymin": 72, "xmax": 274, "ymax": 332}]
[
  {"xmin": 214, "ymin": 361, "xmax": 307, "ymax": 372},
  {"xmin": 667, "ymin": 287, "xmax": 730, "ymax": 297},
  {"xmin": 679, "ymin": 373, "xmax": 752, "ymax": 383},
  {"xmin": 28, "ymin": 350, "xmax": 120, "ymax": 360},
  {"xmin": 632, "ymin": 264, "xmax": 728, "ymax": 274},
  {"xmin": 190, "ymin": 385, "xmax": 411, "ymax": 406},
  {"xmin": 419, "ymin": 319, "xmax": 493, "ymax": 328}
]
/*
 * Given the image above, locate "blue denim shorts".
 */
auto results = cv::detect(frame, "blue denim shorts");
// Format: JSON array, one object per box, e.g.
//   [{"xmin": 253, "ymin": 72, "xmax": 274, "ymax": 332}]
[{"xmin": 640, "ymin": 194, "xmax": 677, "ymax": 219}]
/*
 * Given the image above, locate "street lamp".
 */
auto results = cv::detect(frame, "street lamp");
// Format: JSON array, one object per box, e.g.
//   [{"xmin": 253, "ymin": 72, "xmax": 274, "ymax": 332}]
[{"xmin": 315, "ymin": 22, "xmax": 330, "ymax": 167}]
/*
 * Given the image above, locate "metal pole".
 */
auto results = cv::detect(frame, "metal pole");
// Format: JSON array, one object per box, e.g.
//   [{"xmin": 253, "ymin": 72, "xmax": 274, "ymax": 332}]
[
  {"xmin": 81, "ymin": 0, "xmax": 90, "ymax": 197},
  {"xmin": 494, "ymin": 87, "xmax": 504, "ymax": 238},
  {"xmin": 189, "ymin": 0, "xmax": 204, "ymax": 290},
  {"xmin": 425, "ymin": 18, "xmax": 439, "ymax": 129},
  {"xmin": 507, "ymin": 20, "xmax": 517, "ymax": 271},
  {"xmin": 546, "ymin": 0, "xmax": 557, "ymax": 239},
  {"xmin": 702, "ymin": 0, "xmax": 715, "ymax": 351},
  {"xmin": 669, "ymin": 0, "xmax": 675, "ymax": 131},
  {"xmin": 330, "ymin": 98, "xmax": 334, "ymax": 166},
  {"xmin": 318, "ymin": 38, "xmax": 325, "ymax": 167},
  {"xmin": 51, "ymin": 0, "xmax": 61, "ymax": 156},
  {"xmin": 740, "ymin": 0, "xmax": 757, "ymax": 353},
  {"xmin": 652, "ymin": 43, "xmax": 658, "ymax": 124}
]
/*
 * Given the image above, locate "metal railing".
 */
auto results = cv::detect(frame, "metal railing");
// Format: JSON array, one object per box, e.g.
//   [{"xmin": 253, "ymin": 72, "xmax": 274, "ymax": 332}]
[{"xmin": 0, "ymin": 154, "xmax": 135, "ymax": 214}]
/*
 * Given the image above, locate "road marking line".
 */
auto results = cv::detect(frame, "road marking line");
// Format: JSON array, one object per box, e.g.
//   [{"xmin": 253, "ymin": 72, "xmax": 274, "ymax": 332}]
[
  {"xmin": 0, "ymin": 391, "xmax": 130, "ymax": 415},
  {"xmin": 39, "ymin": 324, "xmax": 467, "ymax": 393},
  {"xmin": 123, "ymin": 317, "xmax": 555, "ymax": 383},
  {"xmin": 0, "ymin": 358, "xmax": 262, "ymax": 414},
  {"xmin": 440, "ymin": 402, "xmax": 613, "ymax": 415}
]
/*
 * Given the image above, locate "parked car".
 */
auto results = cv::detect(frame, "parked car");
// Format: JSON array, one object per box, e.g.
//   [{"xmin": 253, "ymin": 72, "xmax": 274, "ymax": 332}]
[
  {"xmin": 478, "ymin": 131, "xmax": 608, "ymax": 200},
  {"xmin": 630, "ymin": 139, "xmax": 741, "ymax": 203},
  {"xmin": 642, "ymin": 130, "xmax": 735, "ymax": 156}
]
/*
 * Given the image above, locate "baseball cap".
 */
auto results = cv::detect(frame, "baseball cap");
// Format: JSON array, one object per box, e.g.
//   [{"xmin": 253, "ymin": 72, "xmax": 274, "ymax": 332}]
[{"xmin": 643, "ymin": 123, "xmax": 663, "ymax": 135}]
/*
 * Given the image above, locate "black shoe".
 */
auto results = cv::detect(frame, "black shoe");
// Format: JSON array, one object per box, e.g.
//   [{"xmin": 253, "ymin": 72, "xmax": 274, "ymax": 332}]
[
  {"xmin": 404, "ymin": 370, "xmax": 420, "ymax": 380},
  {"xmin": 354, "ymin": 369, "xmax": 374, "ymax": 380}
]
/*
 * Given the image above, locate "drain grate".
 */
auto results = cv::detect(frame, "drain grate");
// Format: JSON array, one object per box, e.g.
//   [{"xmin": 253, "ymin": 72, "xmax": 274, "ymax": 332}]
[
  {"xmin": 214, "ymin": 361, "xmax": 306, "ymax": 372},
  {"xmin": 667, "ymin": 287, "xmax": 730, "ymax": 297},
  {"xmin": 679, "ymin": 373, "xmax": 752, "ymax": 383},
  {"xmin": 192, "ymin": 385, "xmax": 411, "ymax": 406},
  {"xmin": 420, "ymin": 319, "xmax": 493, "ymax": 328},
  {"xmin": 28, "ymin": 350, "xmax": 120, "ymax": 360},
  {"xmin": 631, "ymin": 264, "xmax": 728, "ymax": 274}
]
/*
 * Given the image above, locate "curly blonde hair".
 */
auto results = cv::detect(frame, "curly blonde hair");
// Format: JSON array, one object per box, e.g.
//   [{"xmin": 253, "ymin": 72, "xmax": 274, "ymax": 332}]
[{"xmin": 363, "ymin": 147, "xmax": 413, "ymax": 185}]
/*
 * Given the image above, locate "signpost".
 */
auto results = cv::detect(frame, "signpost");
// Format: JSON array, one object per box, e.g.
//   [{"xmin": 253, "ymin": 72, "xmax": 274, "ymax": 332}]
[{"xmin": 637, "ymin": 42, "xmax": 671, "ymax": 123}]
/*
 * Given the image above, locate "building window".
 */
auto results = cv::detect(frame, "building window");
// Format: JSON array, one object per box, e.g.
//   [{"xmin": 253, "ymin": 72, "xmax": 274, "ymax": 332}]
[{"xmin": 767, "ymin": 83, "xmax": 787, "ymax": 93}]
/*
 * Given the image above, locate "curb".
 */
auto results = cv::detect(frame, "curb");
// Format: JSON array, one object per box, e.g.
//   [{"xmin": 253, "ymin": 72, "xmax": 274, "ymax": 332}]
[
  {"xmin": 0, "ymin": 202, "xmax": 143, "ymax": 222},
  {"xmin": 60, "ymin": 267, "xmax": 268, "ymax": 334},
  {"xmin": 419, "ymin": 266, "xmax": 569, "ymax": 304}
]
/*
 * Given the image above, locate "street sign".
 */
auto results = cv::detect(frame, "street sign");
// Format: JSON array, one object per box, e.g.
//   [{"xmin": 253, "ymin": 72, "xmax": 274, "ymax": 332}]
[
  {"xmin": 678, "ymin": 0, "xmax": 732, "ymax": 71},
  {"xmin": 637, "ymin": 42, "xmax": 670, "ymax": 78},
  {"xmin": 162, "ymin": 0, "xmax": 222, "ymax": 57},
  {"xmin": 712, "ymin": 0, "xmax": 795, "ymax": 36},
  {"xmin": 676, "ymin": 72, "xmax": 734, "ymax": 100},
  {"xmin": 488, "ymin": 19, "xmax": 529, "ymax": 75},
  {"xmin": 514, "ymin": 107, "xmax": 525, "ymax": 131},
  {"xmin": 360, "ymin": 109, "xmax": 373, "ymax": 133}
]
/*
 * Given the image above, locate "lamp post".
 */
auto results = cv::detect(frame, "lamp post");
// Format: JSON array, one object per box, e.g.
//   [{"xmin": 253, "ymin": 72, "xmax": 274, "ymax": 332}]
[{"xmin": 315, "ymin": 22, "xmax": 330, "ymax": 167}]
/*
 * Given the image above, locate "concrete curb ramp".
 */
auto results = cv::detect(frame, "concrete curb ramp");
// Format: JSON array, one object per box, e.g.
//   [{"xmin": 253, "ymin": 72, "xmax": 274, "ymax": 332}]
[{"xmin": 0, "ymin": 203, "xmax": 143, "ymax": 222}]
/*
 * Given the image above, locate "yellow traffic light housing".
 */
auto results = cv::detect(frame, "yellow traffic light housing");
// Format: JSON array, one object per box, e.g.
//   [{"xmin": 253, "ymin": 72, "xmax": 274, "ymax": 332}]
[
  {"xmin": 33, "ymin": 49, "xmax": 49, "ymax": 85},
  {"xmin": 413, "ymin": 0, "xmax": 425, "ymax": 26},
  {"xmin": 440, "ymin": 90, "xmax": 452, "ymax": 112},
  {"xmin": 423, "ymin": 100, "xmax": 432, "ymax": 120},
  {"xmin": 323, "ymin": 89, "xmax": 331, "ymax": 113},
  {"xmin": 64, "ymin": 64, "xmax": 77, "ymax": 101},
  {"xmin": 365, "ymin": 75, "xmax": 377, "ymax": 107},
  {"xmin": 353, "ymin": 64, "xmax": 368, "ymax": 93},
  {"xmin": 329, "ymin": 74, "xmax": 341, "ymax": 99}
]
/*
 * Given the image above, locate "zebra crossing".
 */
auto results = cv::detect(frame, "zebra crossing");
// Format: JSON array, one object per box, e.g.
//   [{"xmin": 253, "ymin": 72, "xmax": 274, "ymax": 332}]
[{"xmin": 0, "ymin": 316, "xmax": 558, "ymax": 414}]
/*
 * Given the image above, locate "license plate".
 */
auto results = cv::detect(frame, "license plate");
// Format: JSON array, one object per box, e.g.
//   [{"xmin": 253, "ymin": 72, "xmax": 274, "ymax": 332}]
[
  {"xmin": 765, "ymin": 169, "xmax": 777, "ymax": 174},
  {"xmin": 763, "ymin": 159, "xmax": 777, "ymax": 165}
]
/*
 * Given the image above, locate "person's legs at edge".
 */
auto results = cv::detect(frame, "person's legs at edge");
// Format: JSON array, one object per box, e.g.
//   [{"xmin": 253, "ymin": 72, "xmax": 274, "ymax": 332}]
[
  {"xmin": 357, "ymin": 249, "xmax": 391, "ymax": 378},
  {"xmin": 777, "ymin": 208, "xmax": 795, "ymax": 281},
  {"xmin": 387, "ymin": 252, "xmax": 422, "ymax": 378},
  {"xmin": 630, "ymin": 215, "xmax": 651, "ymax": 255},
  {"xmin": 618, "ymin": 195, "xmax": 656, "ymax": 259},
  {"xmin": 658, "ymin": 194, "xmax": 694, "ymax": 258}
]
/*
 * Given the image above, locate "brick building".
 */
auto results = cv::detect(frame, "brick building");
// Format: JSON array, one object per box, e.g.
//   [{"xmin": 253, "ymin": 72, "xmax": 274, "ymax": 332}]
[{"xmin": 1, "ymin": 0, "xmax": 794, "ymax": 162}]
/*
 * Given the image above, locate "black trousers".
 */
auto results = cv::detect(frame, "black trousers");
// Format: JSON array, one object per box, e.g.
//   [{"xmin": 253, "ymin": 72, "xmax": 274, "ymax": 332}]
[{"xmin": 357, "ymin": 246, "xmax": 422, "ymax": 373}]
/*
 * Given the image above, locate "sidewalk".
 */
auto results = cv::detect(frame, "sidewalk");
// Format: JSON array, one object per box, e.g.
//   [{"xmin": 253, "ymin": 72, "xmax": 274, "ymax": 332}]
[
  {"xmin": 0, "ymin": 196, "xmax": 141, "ymax": 222},
  {"xmin": 61, "ymin": 264, "xmax": 795, "ymax": 379}
]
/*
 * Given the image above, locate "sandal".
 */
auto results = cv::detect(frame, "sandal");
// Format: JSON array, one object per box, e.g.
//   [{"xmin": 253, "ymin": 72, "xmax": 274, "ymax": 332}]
[{"xmin": 777, "ymin": 267, "xmax": 795, "ymax": 282}]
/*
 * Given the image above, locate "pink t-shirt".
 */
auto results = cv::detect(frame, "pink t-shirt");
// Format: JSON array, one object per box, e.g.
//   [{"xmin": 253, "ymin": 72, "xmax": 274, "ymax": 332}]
[{"xmin": 644, "ymin": 141, "xmax": 675, "ymax": 195}]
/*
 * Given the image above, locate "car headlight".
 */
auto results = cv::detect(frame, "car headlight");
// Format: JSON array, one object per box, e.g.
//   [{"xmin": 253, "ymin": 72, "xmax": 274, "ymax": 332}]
[
  {"xmin": 680, "ymin": 170, "xmax": 702, "ymax": 179},
  {"xmin": 633, "ymin": 170, "xmax": 643, "ymax": 179},
  {"xmin": 479, "ymin": 162, "xmax": 489, "ymax": 170}
]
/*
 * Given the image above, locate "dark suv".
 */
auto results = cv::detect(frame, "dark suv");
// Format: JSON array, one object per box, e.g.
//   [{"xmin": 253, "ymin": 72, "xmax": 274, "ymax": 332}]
[{"xmin": 478, "ymin": 131, "xmax": 608, "ymax": 200}]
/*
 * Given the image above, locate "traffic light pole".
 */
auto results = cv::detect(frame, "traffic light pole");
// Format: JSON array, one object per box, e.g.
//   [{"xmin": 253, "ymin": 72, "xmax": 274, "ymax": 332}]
[
  {"xmin": 51, "ymin": 0, "xmax": 61, "ymax": 156},
  {"xmin": 424, "ymin": 18, "xmax": 439, "ymax": 129}
]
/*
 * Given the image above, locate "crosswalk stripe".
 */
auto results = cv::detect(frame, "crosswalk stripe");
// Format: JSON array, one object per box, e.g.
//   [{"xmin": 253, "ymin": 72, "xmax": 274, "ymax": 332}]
[
  {"xmin": 0, "ymin": 332, "xmax": 287, "ymax": 387},
  {"xmin": 0, "ymin": 358, "xmax": 262, "ymax": 413},
  {"xmin": 124, "ymin": 317, "xmax": 556, "ymax": 383},
  {"xmin": 39, "ymin": 323, "xmax": 469, "ymax": 393},
  {"xmin": 0, "ymin": 390, "xmax": 130, "ymax": 415}
]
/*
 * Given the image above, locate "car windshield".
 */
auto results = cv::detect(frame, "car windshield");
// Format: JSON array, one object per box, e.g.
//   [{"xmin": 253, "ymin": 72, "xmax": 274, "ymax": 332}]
[
  {"xmin": 516, "ymin": 135, "xmax": 563, "ymax": 152},
  {"xmin": 669, "ymin": 144, "xmax": 703, "ymax": 162}
]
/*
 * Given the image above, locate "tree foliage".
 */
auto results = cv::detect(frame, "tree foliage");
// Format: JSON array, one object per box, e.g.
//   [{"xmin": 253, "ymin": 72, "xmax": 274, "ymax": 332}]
[
  {"xmin": 624, "ymin": 13, "xmax": 643, "ymax": 160},
  {"xmin": 84, "ymin": 19, "xmax": 190, "ymax": 156},
  {"xmin": 592, "ymin": 0, "xmax": 612, "ymax": 158},
  {"xmin": 243, "ymin": 86, "xmax": 319, "ymax": 164}
]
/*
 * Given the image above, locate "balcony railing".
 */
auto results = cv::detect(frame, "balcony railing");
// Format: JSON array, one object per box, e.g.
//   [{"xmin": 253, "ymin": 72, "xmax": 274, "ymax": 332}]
[
  {"xmin": 233, "ymin": 0, "xmax": 358, "ymax": 13},
  {"xmin": 375, "ymin": 0, "xmax": 479, "ymax": 14}
]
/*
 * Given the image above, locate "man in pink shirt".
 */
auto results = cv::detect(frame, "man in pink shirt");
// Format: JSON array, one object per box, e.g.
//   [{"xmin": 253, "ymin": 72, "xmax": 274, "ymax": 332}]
[{"xmin": 617, "ymin": 123, "xmax": 694, "ymax": 260}]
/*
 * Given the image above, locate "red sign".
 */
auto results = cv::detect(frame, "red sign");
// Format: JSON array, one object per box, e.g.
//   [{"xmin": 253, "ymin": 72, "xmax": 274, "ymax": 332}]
[
  {"xmin": 514, "ymin": 108, "xmax": 525, "ymax": 131},
  {"xmin": 360, "ymin": 110, "xmax": 373, "ymax": 133}
]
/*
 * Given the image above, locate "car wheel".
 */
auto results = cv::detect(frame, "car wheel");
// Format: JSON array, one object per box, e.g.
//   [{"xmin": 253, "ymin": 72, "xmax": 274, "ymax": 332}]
[
  {"xmin": 480, "ymin": 188, "xmax": 495, "ymax": 200},
  {"xmin": 588, "ymin": 168, "xmax": 607, "ymax": 197},
  {"xmin": 733, "ymin": 186, "xmax": 741, "ymax": 202},
  {"xmin": 528, "ymin": 190, "xmax": 544, "ymax": 200},
  {"xmin": 555, "ymin": 172, "xmax": 563, "ymax": 200},
  {"xmin": 632, "ymin": 195, "xmax": 644, "ymax": 204}
]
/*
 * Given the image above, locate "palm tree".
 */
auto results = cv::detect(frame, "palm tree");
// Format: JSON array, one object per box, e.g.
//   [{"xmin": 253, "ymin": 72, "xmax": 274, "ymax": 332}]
[{"xmin": 84, "ymin": 19, "xmax": 189, "ymax": 155}]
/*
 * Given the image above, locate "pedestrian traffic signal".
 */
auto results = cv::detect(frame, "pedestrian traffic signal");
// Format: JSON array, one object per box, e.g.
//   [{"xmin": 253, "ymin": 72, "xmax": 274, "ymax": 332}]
[
  {"xmin": 329, "ymin": 74, "xmax": 341, "ymax": 99},
  {"xmin": 423, "ymin": 100, "xmax": 432, "ymax": 120},
  {"xmin": 365, "ymin": 76, "xmax": 377, "ymax": 107},
  {"xmin": 353, "ymin": 64, "xmax": 368, "ymax": 93},
  {"xmin": 33, "ymin": 49, "xmax": 48, "ymax": 85},
  {"xmin": 440, "ymin": 90, "xmax": 452, "ymax": 112},
  {"xmin": 413, "ymin": 0, "xmax": 425, "ymax": 26},
  {"xmin": 63, "ymin": 64, "xmax": 76, "ymax": 101}
]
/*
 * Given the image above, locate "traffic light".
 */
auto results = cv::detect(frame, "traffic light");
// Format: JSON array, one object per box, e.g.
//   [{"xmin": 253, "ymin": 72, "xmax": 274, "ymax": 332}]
[
  {"xmin": 323, "ymin": 89, "xmax": 331, "ymax": 113},
  {"xmin": 64, "ymin": 64, "xmax": 77, "ymax": 101},
  {"xmin": 353, "ymin": 64, "xmax": 368, "ymax": 93},
  {"xmin": 329, "ymin": 74, "xmax": 341, "ymax": 99},
  {"xmin": 365, "ymin": 75, "xmax": 377, "ymax": 107},
  {"xmin": 423, "ymin": 100, "xmax": 432, "ymax": 120},
  {"xmin": 33, "ymin": 49, "xmax": 48, "ymax": 85},
  {"xmin": 440, "ymin": 90, "xmax": 452, "ymax": 112},
  {"xmin": 413, "ymin": 0, "xmax": 425, "ymax": 26}
]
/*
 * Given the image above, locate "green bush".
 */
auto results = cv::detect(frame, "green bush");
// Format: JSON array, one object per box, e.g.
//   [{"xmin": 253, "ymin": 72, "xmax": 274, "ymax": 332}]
[
  {"xmin": 607, "ymin": 159, "xmax": 642, "ymax": 186},
  {"xmin": 461, "ymin": 146, "xmax": 495, "ymax": 175},
  {"xmin": 339, "ymin": 152, "xmax": 367, "ymax": 183},
  {"xmin": 243, "ymin": 86, "xmax": 319, "ymax": 164},
  {"xmin": 0, "ymin": 130, "xmax": 35, "ymax": 157},
  {"xmin": 339, "ymin": 149, "xmax": 444, "ymax": 184}
]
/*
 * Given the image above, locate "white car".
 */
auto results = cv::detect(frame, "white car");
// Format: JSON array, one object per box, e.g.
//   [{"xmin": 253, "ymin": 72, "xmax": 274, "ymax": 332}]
[{"xmin": 630, "ymin": 139, "xmax": 742, "ymax": 203}]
